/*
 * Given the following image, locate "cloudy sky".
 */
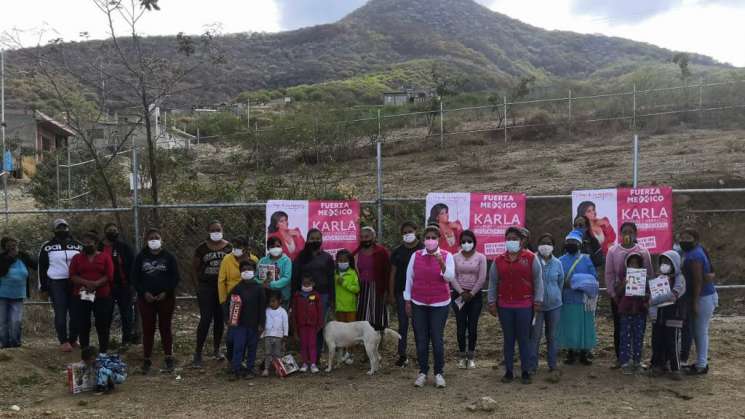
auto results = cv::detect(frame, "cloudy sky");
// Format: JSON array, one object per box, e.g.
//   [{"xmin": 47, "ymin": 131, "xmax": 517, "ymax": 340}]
[{"xmin": 1, "ymin": 0, "xmax": 743, "ymax": 66}]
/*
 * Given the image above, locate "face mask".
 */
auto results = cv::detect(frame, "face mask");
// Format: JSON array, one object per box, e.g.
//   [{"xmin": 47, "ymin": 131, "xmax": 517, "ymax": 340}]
[
  {"xmin": 105, "ymin": 232, "xmax": 119, "ymax": 241},
  {"xmin": 240, "ymin": 270, "xmax": 255, "ymax": 281},
  {"xmin": 269, "ymin": 247, "xmax": 283, "ymax": 257},
  {"xmin": 538, "ymin": 245, "xmax": 554, "ymax": 257},
  {"xmin": 679, "ymin": 241, "xmax": 695, "ymax": 252},
  {"xmin": 209, "ymin": 232, "xmax": 223, "ymax": 242},
  {"xmin": 461, "ymin": 242, "xmax": 474, "ymax": 252},
  {"xmin": 564, "ymin": 242, "xmax": 579, "ymax": 254},
  {"xmin": 403, "ymin": 233, "xmax": 417, "ymax": 244},
  {"xmin": 233, "ymin": 248, "xmax": 244, "ymax": 258},
  {"xmin": 660, "ymin": 263, "xmax": 672, "ymax": 274},
  {"xmin": 338, "ymin": 262, "xmax": 350, "ymax": 271},
  {"xmin": 505, "ymin": 240, "xmax": 521, "ymax": 253},
  {"xmin": 307, "ymin": 241, "xmax": 322, "ymax": 251},
  {"xmin": 361, "ymin": 240, "xmax": 373, "ymax": 248},
  {"xmin": 83, "ymin": 245, "xmax": 96, "ymax": 255},
  {"xmin": 301, "ymin": 285, "xmax": 313, "ymax": 293},
  {"xmin": 55, "ymin": 231, "xmax": 70, "ymax": 240},
  {"xmin": 424, "ymin": 239, "xmax": 438, "ymax": 252},
  {"xmin": 148, "ymin": 240, "xmax": 162, "ymax": 251}
]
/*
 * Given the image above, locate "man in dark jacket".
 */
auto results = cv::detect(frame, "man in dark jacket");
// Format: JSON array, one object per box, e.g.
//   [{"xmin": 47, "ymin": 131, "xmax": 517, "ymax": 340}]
[
  {"xmin": 38, "ymin": 219, "xmax": 83, "ymax": 352},
  {"xmin": 100, "ymin": 223, "xmax": 137, "ymax": 346}
]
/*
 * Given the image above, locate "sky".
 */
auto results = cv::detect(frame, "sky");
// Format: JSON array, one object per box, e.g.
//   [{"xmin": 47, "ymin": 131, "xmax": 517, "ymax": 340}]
[{"xmin": 1, "ymin": 0, "xmax": 743, "ymax": 66}]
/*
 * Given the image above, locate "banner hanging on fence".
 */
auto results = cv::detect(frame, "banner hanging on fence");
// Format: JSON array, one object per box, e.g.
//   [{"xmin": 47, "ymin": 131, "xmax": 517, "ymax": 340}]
[
  {"xmin": 425, "ymin": 193, "xmax": 526, "ymax": 256},
  {"xmin": 266, "ymin": 200, "xmax": 360, "ymax": 259},
  {"xmin": 571, "ymin": 187, "xmax": 673, "ymax": 254}
]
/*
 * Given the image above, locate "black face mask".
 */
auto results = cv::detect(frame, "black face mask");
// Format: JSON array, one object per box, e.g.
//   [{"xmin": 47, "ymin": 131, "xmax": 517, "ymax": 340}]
[
  {"xmin": 105, "ymin": 232, "xmax": 119, "ymax": 241},
  {"xmin": 565, "ymin": 243, "xmax": 579, "ymax": 254},
  {"xmin": 83, "ymin": 245, "xmax": 96, "ymax": 255},
  {"xmin": 55, "ymin": 231, "xmax": 70, "ymax": 240},
  {"xmin": 307, "ymin": 241, "xmax": 322, "ymax": 251},
  {"xmin": 361, "ymin": 240, "xmax": 373, "ymax": 248},
  {"xmin": 679, "ymin": 241, "xmax": 695, "ymax": 252}
]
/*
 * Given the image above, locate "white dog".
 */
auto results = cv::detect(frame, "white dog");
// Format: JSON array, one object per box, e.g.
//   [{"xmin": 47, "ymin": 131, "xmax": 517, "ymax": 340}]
[{"xmin": 323, "ymin": 321, "xmax": 401, "ymax": 375}]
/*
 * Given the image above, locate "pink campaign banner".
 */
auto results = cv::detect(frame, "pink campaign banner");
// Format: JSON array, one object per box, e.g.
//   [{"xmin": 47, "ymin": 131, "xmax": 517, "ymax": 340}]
[
  {"xmin": 308, "ymin": 200, "xmax": 360, "ymax": 256},
  {"xmin": 616, "ymin": 187, "xmax": 673, "ymax": 253},
  {"xmin": 470, "ymin": 193, "xmax": 526, "ymax": 256}
]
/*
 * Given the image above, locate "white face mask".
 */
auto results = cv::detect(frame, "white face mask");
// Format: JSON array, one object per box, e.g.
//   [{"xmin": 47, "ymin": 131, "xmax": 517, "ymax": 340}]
[
  {"xmin": 403, "ymin": 233, "xmax": 417, "ymax": 244},
  {"xmin": 338, "ymin": 262, "xmax": 350, "ymax": 271},
  {"xmin": 538, "ymin": 245, "xmax": 554, "ymax": 257},
  {"xmin": 660, "ymin": 263, "xmax": 673, "ymax": 274},
  {"xmin": 505, "ymin": 240, "xmax": 521, "ymax": 253},
  {"xmin": 241, "ymin": 271, "xmax": 255, "ymax": 281},
  {"xmin": 269, "ymin": 247, "xmax": 283, "ymax": 257},
  {"xmin": 232, "ymin": 248, "xmax": 244, "ymax": 258},
  {"xmin": 301, "ymin": 285, "xmax": 313, "ymax": 293},
  {"xmin": 461, "ymin": 242, "xmax": 474, "ymax": 252},
  {"xmin": 209, "ymin": 232, "xmax": 223, "ymax": 242},
  {"xmin": 148, "ymin": 240, "xmax": 162, "ymax": 251}
]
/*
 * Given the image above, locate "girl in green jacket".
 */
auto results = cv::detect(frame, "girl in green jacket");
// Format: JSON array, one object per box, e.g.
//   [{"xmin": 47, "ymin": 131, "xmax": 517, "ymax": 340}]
[{"xmin": 335, "ymin": 250, "xmax": 360, "ymax": 364}]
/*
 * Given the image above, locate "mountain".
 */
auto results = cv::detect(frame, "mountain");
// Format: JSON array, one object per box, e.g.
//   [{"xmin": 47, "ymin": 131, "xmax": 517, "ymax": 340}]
[{"xmin": 6, "ymin": 0, "xmax": 729, "ymax": 108}]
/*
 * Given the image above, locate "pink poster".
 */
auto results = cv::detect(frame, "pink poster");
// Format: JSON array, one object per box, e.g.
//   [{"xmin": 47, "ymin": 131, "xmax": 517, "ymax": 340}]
[
  {"xmin": 425, "ymin": 193, "xmax": 525, "ymax": 257},
  {"xmin": 616, "ymin": 187, "xmax": 673, "ymax": 253},
  {"xmin": 267, "ymin": 200, "xmax": 359, "ymax": 259},
  {"xmin": 308, "ymin": 200, "xmax": 360, "ymax": 257},
  {"xmin": 470, "ymin": 193, "xmax": 526, "ymax": 256}
]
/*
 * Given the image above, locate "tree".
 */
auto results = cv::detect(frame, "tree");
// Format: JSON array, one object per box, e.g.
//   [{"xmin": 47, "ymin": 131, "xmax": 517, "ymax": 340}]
[{"xmin": 673, "ymin": 53, "xmax": 692, "ymax": 81}]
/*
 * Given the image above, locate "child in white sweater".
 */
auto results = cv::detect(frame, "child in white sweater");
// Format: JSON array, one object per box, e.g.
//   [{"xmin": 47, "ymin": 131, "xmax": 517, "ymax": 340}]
[{"xmin": 262, "ymin": 292, "xmax": 289, "ymax": 377}]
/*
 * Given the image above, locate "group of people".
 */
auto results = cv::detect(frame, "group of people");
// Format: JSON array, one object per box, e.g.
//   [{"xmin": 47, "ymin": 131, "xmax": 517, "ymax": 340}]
[{"xmin": 0, "ymin": 215, "xmax": 717, "ymax": 389}]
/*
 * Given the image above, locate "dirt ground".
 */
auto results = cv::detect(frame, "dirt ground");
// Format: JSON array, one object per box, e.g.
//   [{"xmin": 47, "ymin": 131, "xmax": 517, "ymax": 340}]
[{"xmin": 2, "ymin": 300, "xmax": 745, "ymax": 419}]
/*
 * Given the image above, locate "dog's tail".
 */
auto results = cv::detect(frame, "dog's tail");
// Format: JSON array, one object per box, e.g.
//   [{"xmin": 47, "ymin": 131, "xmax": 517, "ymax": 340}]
[{"xmin": 383, "ymin": 328, "xmax": 402, "ymax": 341}]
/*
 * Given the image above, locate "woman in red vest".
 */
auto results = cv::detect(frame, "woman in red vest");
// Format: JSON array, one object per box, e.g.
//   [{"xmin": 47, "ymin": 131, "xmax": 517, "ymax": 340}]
[
  {"xmin": 487, "ymin": 227, "xmax": 544, "ymax": 385},
  {"xmin": 404, "ymin": 225, "xmax": 460, "ymax": 389}
]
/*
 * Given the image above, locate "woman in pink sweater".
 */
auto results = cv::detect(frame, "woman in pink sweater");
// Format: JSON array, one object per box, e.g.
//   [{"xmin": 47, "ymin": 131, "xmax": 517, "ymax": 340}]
[{"xmin": 451, "ymin": 230, "xmax": 487, "ymax": 369}]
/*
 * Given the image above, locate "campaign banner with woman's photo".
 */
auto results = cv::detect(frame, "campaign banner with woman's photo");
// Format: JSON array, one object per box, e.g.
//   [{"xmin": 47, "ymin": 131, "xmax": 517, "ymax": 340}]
[
  {"xmin": 571, "ymin": 187, "xmax": 673, "ymax": 254},
  {"xmin": 425, "ymin": 192, "xmax": 526, "ymax": 256},
  {"xmin": 266, "ymin": 200, "xmax": 360, "ymax": 259}
]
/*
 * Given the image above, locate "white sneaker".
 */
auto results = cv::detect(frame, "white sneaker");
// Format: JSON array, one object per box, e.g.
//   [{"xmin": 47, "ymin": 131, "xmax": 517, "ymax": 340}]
[
  {"xmin": 468, "ymin": 360, "xmax": 476, "ymax": 369},
  {"xmin": 414, "ymin": 373, "xmax": 427, "ymax": 388},
  {"xmin": 457, "ymin": 359, "xmax": 468, "ymax": 369},
  {"xmin": 300, "ymin": 364, "xmax": 309, "ymax": 373},
  {"xmin": 310, "ymin": 364, "xmax": 320, "ymax": 374},
  {"xmin": 261, "ymin": 369, "xmax": 269, "ymax": 377},
  {"xmin": 435, "ymin": 374, "xmax": 446, "ymax": 388}
]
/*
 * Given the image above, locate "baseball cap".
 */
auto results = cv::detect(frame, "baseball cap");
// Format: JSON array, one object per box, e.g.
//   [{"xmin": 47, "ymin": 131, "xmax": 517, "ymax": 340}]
[{"xmin": 53, "ymin": 219, "xmax": 69, "ymax": 229}]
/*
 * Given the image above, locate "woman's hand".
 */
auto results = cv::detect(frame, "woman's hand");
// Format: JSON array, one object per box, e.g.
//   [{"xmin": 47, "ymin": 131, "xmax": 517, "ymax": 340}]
[
  {"xmin": 488, "ymin": 303, "xmax": 497, "ymax": 317},
  {"xmin": 461, "ymin": 291, "xmax": 472, "ymax": 302},
  {"xmin": 405, "ymin": 301, "xmax": 412, "ymax": 318},
  {"xmin": 144, "ymin": 292, "xmax": 156, "ymax": 303}
]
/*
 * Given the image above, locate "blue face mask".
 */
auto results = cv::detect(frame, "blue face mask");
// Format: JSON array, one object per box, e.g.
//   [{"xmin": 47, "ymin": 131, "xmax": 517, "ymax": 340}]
[
  {"xmin": 338, "ymin": 262, "xmax": 350, "ymax": 271},
  {"xmin": 505, "ymin": 240, "xmax": 521, "ymax": 253}
]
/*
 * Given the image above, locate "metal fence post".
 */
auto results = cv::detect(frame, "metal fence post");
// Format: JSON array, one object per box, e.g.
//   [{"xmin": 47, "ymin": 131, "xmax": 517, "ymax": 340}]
[
  {"xmin": 632, "ymin": 83, "xmax": 637, "ymax": 131},
  {"xmin": 66, "ymin": 141, "xmax": 72, "ymax": 206},
  {"xmin": 568, "ymin": 88, "xmax": 573, "ymax": 137},
  {"xmin": 132, "ymin": 146, "xmax": 141, "ymax": 250},
  {"xmin": 439, "ymin": 100, "xmax": 444, "ymax": 148},
  {"xmin": 56, "ymin": 153, "xmax": 61, "ymax": 207},
  {"xmin": 376, "ymin": 109, "xmax": 383, "ymax": 241},
  {"xmin": 698, "ymin": 79, "xmax": 704, "ymax": 126},
  {"xmin": 1, "ymin": 49, "xmax": 7, "ymax": 226},
  {"xmin": 503, "ymin": 95, "xmax": 508, "ymax": 144},
  {"xmin": 633, "ymin": 134, "xmax": 639, "ymax": 188}
]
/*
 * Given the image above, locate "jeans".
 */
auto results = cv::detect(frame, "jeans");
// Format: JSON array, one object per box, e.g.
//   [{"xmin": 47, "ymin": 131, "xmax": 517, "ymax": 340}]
[
  {"xmin": 451, "ymin": 292, "xmax": 482, "ymax": 357},
  {"xmin": 72, "ymin": 297, "xmax": 114, "ymax": 353},
  {"xmin": 110, "ymin": 285, "xmax": 136, "ymax": 344},
  {"xmin": 529, "ymin": 307, "xmax": 561, "ymax": 371},
  {"xmin": 681, "ymin": 293, "xmax": 718, "ymax": 368},
  {"xmin": 395, "ymin": 293, "xmax": 411, "ymax": 358},
  {"xmin": 411, "ymin": 303, "xmax": 449, "ymax": 376},
  {"xmin": 264, "ymin": 336, "xmax": 283, "ymax": 368},
  {"xmin": 138, "ymin": 296, "xmax": 175, "ymax": 359},
  {"xmin": 49, "ymin": 279, "xmax": 77, "ymax": 344},
  {"xmin": 196, "ymin": 284, "xmax": 224, "ymax": 356},
  {"xmin": 611, "ymin": 299, "xmax": 620, "ymax": 360},
  {"xmin": 316, "ymin": 293, "xmax": 330, "ymax": 358},
  {"xmin": 228, "ymin": 326, "xmax": 258, "ymax": 373},
  {"xmin": 619, "ymin": 313, "xmax": 646, "ymax": 365},
  {"xmin": 498, "ymin": 307, "xmax": 533, "ymax": 375},
  {"xmin": 0, "ymin": 298, "xmax": 23, "ymax": 347}
]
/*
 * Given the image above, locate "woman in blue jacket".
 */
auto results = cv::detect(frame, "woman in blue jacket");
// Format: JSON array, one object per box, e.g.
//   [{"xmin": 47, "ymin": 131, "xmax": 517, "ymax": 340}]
[
  {"xmin": 0, "ymin": 237, "xmax": 37, "ymax": 348},
  {"xmin": 528, "ymin": 233, "xmax": 565, "ymax": 376}
]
